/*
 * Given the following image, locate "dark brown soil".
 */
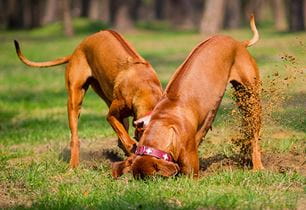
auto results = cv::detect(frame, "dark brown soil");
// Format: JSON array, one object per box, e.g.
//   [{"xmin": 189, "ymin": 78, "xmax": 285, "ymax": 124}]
[{"xmin": 199, "ymin": 151, "xmax": 305, "ymax": 176}]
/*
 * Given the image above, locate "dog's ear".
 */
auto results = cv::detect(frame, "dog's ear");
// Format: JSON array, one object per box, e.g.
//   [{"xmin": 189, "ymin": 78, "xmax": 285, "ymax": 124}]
[
  {"xmin": 133, "ymin": 115, "xmax": 152, "ymax": 140},
  {"xmin": 112, "ymin": 155, "xmax": 135, "ymax": 178},
  {"xmin": 154, "ymin": 159, "xmax": 180, "ymax": 177},
  {"xmin": 133, "ymin": 114, "xmax": 151, "ymax": 129}
]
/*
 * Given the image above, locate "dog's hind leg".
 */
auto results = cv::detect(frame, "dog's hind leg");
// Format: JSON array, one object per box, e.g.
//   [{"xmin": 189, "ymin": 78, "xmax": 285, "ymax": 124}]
[
  {"xmin": 65, "ymin": 54, "xmax": 91, "ymax": 168},
  {"xmin": 230, "ymin": 52, "xmax": 264, "ymax": 170}
]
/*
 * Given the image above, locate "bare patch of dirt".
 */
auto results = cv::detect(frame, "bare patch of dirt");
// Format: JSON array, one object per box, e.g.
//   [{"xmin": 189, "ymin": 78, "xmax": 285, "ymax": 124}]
[
  {"xmin": 0, "ymin": 184, "xmax": 32, "ymax": 208},
  {"xmin": 262, "ymin": 152, "xmax": 306, "ymax": 176},
  {"xmin": 59, "ymin": 137, "xmax": 125, "ymax": 169},
  {"xmin": 199, "ymin": 151, "xmax": 306, "ymax": 176},
  {"xmin": 270, "ymin": 130, "xmax": 293, "ymax": 139},
  {"xmin": 6, "ymin": 137, "xmax": 305, "ymax": 176},
  {"xmin": 297, "ymin": 195, "xmax": 306, "ymax": 210},
  {"xmin": 59, "ymin": 138, "xmax": 303, "ymax": 177},
  {"xmin": 199, "ymin": 156, "xmax": 239, "ymax": 176}
]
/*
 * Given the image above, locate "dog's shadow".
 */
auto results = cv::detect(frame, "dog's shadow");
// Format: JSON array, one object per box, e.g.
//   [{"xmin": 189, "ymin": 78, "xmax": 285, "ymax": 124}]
[
  {"xmin": 59, "ymin": 145, "xmax": 124, "ymax": 167},
  {"xmin": 59, "ymin": 141, "xmax": 246, "ymax": 172}
]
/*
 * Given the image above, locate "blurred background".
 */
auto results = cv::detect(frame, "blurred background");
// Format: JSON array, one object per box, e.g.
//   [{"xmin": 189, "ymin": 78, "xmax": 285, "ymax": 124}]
[{"xmin": 0, "ymin": 0, "xmax": 305, "ymax": 36}]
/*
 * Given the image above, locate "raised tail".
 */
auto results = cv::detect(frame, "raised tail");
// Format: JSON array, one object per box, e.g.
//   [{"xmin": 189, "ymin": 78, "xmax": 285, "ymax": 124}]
[
  {"xmin": 14, "ymin": 40, "xmax": 71, "ymax": 68},
  {"xmin": 244, "ymin": 15, "xmax": 259, "ymax": 47}
]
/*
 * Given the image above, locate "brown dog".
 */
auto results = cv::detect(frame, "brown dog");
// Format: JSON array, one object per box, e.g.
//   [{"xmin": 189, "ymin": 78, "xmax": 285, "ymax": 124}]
[
  {"xmin": 112, "ymin": 16, "xmax": 264, "ymax": 178},
  {"xmin": 14, "ymin": 30, "xmax": 163, "ymax": 168}
]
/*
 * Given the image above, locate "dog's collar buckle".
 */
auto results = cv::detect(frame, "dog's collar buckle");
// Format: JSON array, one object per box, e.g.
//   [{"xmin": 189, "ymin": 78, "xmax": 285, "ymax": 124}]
[{"xmin": 135, "ymin": 145, "xmax": 173, "ymax": 162}]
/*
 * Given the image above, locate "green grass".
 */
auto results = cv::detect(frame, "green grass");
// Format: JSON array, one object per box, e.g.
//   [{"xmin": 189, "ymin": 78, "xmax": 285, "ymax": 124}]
[{"xmin": 0, "ymin": 19, "xmax": 305, "ymax": 209}]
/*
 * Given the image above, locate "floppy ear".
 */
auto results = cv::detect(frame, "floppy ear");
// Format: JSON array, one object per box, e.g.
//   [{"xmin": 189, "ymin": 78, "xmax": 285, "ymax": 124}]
[
  {"xmin": 112, "ymin": 155, "xmax": 135, "ymax": 178},
  {"xmin": 154, "ymin": 159, "xmax": 180, "ymax": 177},
  {"xmin": 133, "ymin": 114, "xmax": 151, "ymax": 129},
  {"xmin": 133, "ymin": 115, "xmax": 152, "ymax": 140}
]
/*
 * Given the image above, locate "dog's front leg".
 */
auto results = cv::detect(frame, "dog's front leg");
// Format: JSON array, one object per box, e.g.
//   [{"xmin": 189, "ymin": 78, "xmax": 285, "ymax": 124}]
[{"xmin": 107, "ymin": 100, "xmax": 138, "ymax": 155}]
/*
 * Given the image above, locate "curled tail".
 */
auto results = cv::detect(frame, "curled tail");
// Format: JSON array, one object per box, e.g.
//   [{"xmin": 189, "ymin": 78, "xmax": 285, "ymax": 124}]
[
  {"xmin": 244, "ymin": 15, "xmax": 259, "ymax": 47},
  {"xmin": 14, "ymin": 40, "xmax": 71, "ymax": 68}
]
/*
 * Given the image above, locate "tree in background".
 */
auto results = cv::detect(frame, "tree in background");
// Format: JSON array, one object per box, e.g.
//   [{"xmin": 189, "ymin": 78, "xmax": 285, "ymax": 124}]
[
  {"xmin": 0, "ymin": 0, "xmax": 305, "ymax": 34},
  {"xmin": 6, "ymin": 0, "xmax": 25, "ymax": 29},
  {"xmin": 270, "ymin": 0, "xmax": 287, "ymax": 31},
  {"xmin": 43, "ymin": 0, "xmax": 59, "ymax": 25},
  {"xmin": 224, "ymin": 0, "xmax": 241, "ymax": 29},
  {"xmin": 244, "ymin": 0, "xmax": 264, "ymax": 22},
  {"xmin": 154, "ymin": 0, "xmax": 164, "ymax": 20},
  {"xmin": 62, "ymin": 0, "xmax": 74, "ymax": 36},
  {"xmin": 200, "ymin": 0, "xmax": 226, "ymax": 34},
  {"xmin": 112, "ymin": 0, "xmax": 134, "ymax": 31},
  {"xmin": 88, "ymin": 0, "xmax": 110, "ymax": 23},
  {"xmin": 167, "ymin": 0, "xmax": 195, "ymax": 29},
  {"xmin": 288, "ymin": 0, "xmax": 305, "ymax": 31},
  {"xmin": 1, "ymin": 0, "xmax": 43, "ymax": 29}
]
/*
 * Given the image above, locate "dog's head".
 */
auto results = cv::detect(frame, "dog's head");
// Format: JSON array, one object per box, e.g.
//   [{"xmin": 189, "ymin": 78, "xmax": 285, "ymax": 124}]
[{"xmin": 112, "ymin": 155, "xmax": 179, "ymax": 179}]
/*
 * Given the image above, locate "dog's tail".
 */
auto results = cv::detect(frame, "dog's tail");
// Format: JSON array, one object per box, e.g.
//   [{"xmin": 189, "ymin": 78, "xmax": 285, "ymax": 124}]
[
  {"xmin": 244, "ymin": 15, "xmax": 259, "ymax": 47},
  {"xmin": 14, "ymin": 40, "xmax": 71, "ymax": 68}
]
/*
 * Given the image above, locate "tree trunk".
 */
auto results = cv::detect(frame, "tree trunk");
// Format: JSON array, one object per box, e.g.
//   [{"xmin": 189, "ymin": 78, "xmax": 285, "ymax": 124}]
[
  {"xmin": 130, "ymin": 0, "xmax": 142, "ymax": 21},
  {"xmin": 155, "ymin": 0, "xmax": 164, "ymax": 20},
  {"xmin": 43, "ymin": 0, "xmax": 59, "ymax": 24},
  {"xmin": 23, "ymin": 0, "xmax": 32, "ymax": 28},
  {"xmin": 0, "ymin": 0, "xmax": 6, "ymax": 28},
  {"xmin": 7, "ymin": 0, "xmax": 25, "ymax": 29},
  {"xmin": 200, "ymin": 0, "xmax": 226, "ymax": 34},
  {"xmin": 304, "ymin": 0, "xmax": 306, "ymax": 27},
  {"xmin": 99, "ymin": 0, "xmax": 110, "ymax": 23},
  {"xmin": 62, "ymin": 0, "xmax": 74, "ymax": 36},
  {"xmin": 138, "ymin": 0, "xmax": 156, "ymax": 22},
  {"xmin": 71, "ymin": 0, "xmax": 82, "ymax": 17},
  {"xmin": 88, "ymin": 0, "xmax": 100, "ymax": 20},
  {"xmin": 30, "ymin": 0, "xmax": 42, "ymax": 28},
  {"xmin": 168, "ymin": 0, "xmax": 195, "ymax": 29},
  {"xmin": 244, "ymin": 0, "xmax": 264, "ymax": 22},
  {"xmin": 113, "ymin": 0, "xmax": 134, "ymax": 31},
  {"xmin": 270, "ymin": 0, "xmax": 287, "ymax": 31},
  {"xmin": 80, "ymin": 0, "xmax": 90, "ymax": 17},
  {"xmin": 288, "ymin": 0, "xmax": 305, "ymax": 31},
  {"xmin": 88, "ymin": 0, "xmax": 110, "ymax": 23},
  {"xmin": 224, "ymin": 0, "xmax": 241, "ymax": 29}
]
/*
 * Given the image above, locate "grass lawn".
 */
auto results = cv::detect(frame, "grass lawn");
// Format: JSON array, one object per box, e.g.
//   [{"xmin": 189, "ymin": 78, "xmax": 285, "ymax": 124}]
[{"xmin": 0, "ymin": 19, "xmax": 305, "ymax": 209}]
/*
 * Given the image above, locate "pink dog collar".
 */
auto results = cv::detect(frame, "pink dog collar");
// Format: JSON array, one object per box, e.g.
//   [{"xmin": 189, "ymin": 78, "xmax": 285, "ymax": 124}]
[{"xmin": 135, "ymin": 145, "xmax": 173, "ymax": 162}]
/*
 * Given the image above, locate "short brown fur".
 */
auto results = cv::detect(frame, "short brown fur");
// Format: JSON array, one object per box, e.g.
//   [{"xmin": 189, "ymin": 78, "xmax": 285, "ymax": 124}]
[
  {"xmin": 113, "ymin": 16, "xmax": 264, "ymax": 178},
  {"xmin": 14, "ymin": 30, "xmax": 163, "ymax": 168}
]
